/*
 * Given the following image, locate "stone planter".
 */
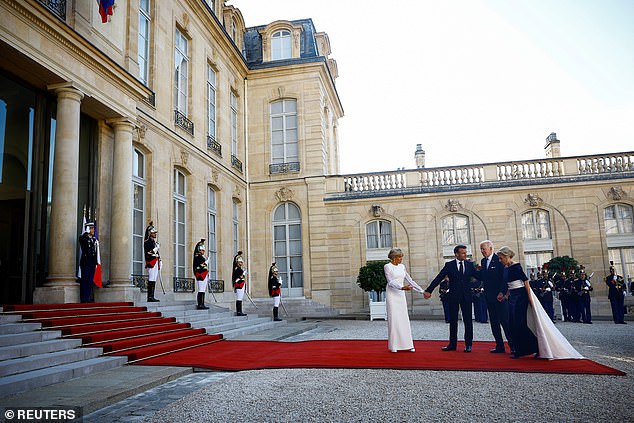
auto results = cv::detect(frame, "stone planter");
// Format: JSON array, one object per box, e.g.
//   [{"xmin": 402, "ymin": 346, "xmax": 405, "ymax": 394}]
[{"xmin": 368, "ymin": 291, "xmax": 387, "ymax": 321}]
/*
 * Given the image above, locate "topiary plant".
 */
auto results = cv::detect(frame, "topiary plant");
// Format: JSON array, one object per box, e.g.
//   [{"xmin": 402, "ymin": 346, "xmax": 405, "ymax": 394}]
[
  {"xmin": 357, "ymin": 260, "xmax": 389, "ymax": 298},
  {"xmin": 544, "ymin": 256, "xmax": 580, "ymax": 277}
]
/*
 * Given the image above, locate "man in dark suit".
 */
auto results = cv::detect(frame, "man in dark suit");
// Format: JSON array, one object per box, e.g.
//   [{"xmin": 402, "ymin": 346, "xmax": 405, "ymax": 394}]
[
  {"xmin": 424, "ymin": 245, "xmax": 477, "ymax": 352},
  {"xmin": 476, "ymin": 240, "xmax": 513, "ymax": 353}
]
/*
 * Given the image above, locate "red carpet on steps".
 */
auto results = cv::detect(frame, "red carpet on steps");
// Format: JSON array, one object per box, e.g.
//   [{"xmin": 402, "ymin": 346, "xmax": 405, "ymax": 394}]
[
  {"xmin": 136, "ymin": 339, "xmax": 625, "ymax": 376},
  {"xmin": 1, "ymin": 302, "xmax": 222, "ymax": 363}
]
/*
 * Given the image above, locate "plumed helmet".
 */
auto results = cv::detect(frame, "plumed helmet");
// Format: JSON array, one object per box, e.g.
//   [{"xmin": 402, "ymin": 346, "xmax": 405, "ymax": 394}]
[
  {"xmin": 194, "ymin": 239, "xmax": 206, "ymax": 255},
  {"xmin": 144, "ymin": 221, "xmax": 157, "ymax": 240}
]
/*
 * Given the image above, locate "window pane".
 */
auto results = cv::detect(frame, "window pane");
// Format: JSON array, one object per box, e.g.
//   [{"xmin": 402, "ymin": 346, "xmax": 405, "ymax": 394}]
[
  {"xmin": 285, "ymin": 100, "xmax": 297, "ymax": 113},
  {"xmin": 274, "ymin": 225, "xmax": 286, "ymax": 239},
  {"xmin": 271, "ymin": 101, "xmax": 283, "ymax": 114},
  {"xmin": 273, "ymin": 207, "xmax": 286, "ymax": 222},
  {"xmin": 275, "ymin": 240, "xmax": 286, "ymax": 256},
  {"xmin": 287, "ymin": 204, "xmax": 300, "ymax": 220},
  {"xmin": 289, "ymin": 224, "xmax": 301, "ymax": 239}
]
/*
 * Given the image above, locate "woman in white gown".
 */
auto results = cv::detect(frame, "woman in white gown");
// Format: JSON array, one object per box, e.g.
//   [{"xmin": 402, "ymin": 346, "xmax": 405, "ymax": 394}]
[
  {"xmin": 384, "ymin": 248, "xmax": 425, "ymax": 353},
  {"xmin": 496, "ymin": 247, "xmax": 583, "ymax": 360}
]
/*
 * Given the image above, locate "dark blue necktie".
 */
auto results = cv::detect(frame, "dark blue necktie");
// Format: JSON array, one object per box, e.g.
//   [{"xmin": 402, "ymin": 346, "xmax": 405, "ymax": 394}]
[{"xmin": 459, "ymin": 261, "xmax": 464, "ymax": 275}]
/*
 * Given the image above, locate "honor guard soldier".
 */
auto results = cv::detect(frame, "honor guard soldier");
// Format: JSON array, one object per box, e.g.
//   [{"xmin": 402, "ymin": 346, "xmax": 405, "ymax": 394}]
[
  {"xmin": 555, "ymin": 272, "xmax": 570, "ymax": 321},
  {"xmin": 143, "ymin": 222, "xmax": 160, "ymax": 302},
  {"xmin": 605, "ymin": 263, "xmax": 626, "ymax": 324},
  {"xmin": 193, "ymin": 239, "xmax": 209, "ymax": 310},
  {"xmin": 78, "ymin": 221, "xmax": 98, "ymax": 303},
  {"xmin": 578, "ymin": 267, "xmax": 593, "ymax": 324},
  {"xmin": 537, "ymin": 268, "xmax": 556, "ymax": 322},
  {"xmin": 567, "ymin": 269, "xmax": 582, "ymax": 322},
  {"xmin": 232, "ymin": 251, "xmax": 247, "ymax": 316},
  {"xmin": 268, "ymin": 263, "xmax": 283, "ymax": 321}
]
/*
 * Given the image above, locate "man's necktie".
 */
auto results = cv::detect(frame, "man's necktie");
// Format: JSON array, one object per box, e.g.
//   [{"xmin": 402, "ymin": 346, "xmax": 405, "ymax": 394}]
[{"xmin": 459, "ymin": 261, "xmax": 464, "ymax": 275}]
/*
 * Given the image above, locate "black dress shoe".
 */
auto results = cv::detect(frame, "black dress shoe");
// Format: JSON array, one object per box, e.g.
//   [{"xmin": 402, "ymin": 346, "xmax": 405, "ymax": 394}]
[
  {"xmin": 490, "ymin": 348, "xmax": 505, "ymax": 353},
  {"xmin": 464, "ymin": 346, "xmax": 472, "ymax": 353},
  {"xmin": 441, "ymin": 345, "xmax": 456, "ymax": 351}
]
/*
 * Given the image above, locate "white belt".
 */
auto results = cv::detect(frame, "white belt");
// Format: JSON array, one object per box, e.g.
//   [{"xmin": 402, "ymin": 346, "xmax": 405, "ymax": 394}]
[{"xmin": 507, "ymin": 280, "xmax": 524, "ymax": 289}]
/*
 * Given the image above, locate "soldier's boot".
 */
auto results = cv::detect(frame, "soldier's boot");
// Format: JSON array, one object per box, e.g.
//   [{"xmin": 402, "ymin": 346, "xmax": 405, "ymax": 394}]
[
  {"xmin": 236, "ymin": 300, "xmax": 247, "ymax": 316},
  {"xmin": 273, "ymin": 306, "xmax": 282, "ymax": 321},
  {"xmin": 147, "ymin": 281, "xmax": 160, "ymax": 302},
  {"xmin": 197, "ymin": 292, "xmax": 209, "ymax": 310}
]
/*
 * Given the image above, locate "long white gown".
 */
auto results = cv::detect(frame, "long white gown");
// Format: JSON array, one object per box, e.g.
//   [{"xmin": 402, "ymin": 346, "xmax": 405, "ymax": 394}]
[
  {"xmin": 527, "ymin": 290, "xmax": 584, "ymax": 359},
  {"xmin": 384, "ymin": 263, "xmax": 424, "ymax": 351}
]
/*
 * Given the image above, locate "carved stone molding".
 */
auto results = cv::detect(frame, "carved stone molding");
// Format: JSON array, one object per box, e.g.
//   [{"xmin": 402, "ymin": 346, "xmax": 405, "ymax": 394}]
[
  {"xmin": 134, "ymin": 123, "xmax": 147, "ymax": 142},
  {"xmin": 234, "ymin": 185, "xmax": 243, "ymax": 201},
  {"xmin": 445, "ymin": 199, "xmax": 461, "ymax": 212},
  {"xmin": 524, "ymin": 193, "xmax": 544, "ymax": 207},
  {"xmin": 275, "ymin": 187, "xmax": 294, "ymax": 202},
  {"xmin": 180, "ymin": 150, "xmax": 189, "ymax": 166},
  {"xmin": 607, "ymin": 186, "xmax": 626, "ymax": 201},
  {"xmin": 370, "ymin": 205, "xmax": 384, "ymax": 218},
  {"xmin": 210, "ymin": 167, "xmax": 219, "ymax": 185}
]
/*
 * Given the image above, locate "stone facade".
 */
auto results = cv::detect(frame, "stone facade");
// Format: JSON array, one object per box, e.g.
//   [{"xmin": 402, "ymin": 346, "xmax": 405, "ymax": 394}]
[{"xmin": 0, "ymin": 1, "xmax": 632, "ymax": 316}]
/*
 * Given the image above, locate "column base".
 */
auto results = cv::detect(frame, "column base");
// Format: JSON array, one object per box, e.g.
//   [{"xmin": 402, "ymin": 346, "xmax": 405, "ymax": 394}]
[{"xmin": 33, "ymin": 285, "xmax": 80, "ymax": 304}]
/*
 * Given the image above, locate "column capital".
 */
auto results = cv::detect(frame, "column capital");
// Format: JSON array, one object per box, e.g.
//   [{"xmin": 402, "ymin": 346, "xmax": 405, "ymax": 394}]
[
  {"xmin": 107, "ymin": 117, "xmax": 136, "ymax": 131},
  {"xmin": 47, "ymin": 82, "xmax": 85, "ymax": 101}
]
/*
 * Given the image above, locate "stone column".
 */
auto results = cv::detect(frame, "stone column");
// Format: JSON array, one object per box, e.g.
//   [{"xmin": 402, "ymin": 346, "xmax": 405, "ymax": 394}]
[
  {"xmin": 96, "ymin": 118, "xmax": 140, "ymax": 302},
  {"xmin": 34, "ymin": 86, "xmax": 84, "ymax": 303}
]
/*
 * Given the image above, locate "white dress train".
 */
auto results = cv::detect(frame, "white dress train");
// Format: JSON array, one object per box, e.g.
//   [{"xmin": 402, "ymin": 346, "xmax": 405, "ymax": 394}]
[
  {"xmin": 527, "ymin": 290, "xmax": 584, "ymax": 359},
  {"xmin": 384, "ymin": 263, "xmax": 424, "ymax": 351}
]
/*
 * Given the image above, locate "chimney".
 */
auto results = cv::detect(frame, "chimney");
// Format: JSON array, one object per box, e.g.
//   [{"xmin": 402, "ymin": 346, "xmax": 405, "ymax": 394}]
[
  {"xmin": 415, "ymin": 144, "xmax": 426, "ymax": 168},
  {"xmin": 545, "ymin": 132, "xmax": 560, "ymax": 158}
]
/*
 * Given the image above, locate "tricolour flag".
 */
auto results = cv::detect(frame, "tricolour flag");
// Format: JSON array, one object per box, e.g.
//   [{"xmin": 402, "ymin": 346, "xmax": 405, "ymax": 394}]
[
  {"xmin": 98, "ymin": 0, "xmax": 115, "ymax": 23},
  {"xmin": 93, "ymin": 223, "xmax": 103, "ymax": 288}
]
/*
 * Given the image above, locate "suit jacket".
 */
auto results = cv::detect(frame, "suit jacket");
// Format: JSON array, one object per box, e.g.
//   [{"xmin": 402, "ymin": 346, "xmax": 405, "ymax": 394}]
[
  {"xmin": 426, "ymin": 259, "xmax": 477, "ymax": 302},
  {"xmin": 476, "ymin": 254, "xmax": 506, "ymax": 302}
]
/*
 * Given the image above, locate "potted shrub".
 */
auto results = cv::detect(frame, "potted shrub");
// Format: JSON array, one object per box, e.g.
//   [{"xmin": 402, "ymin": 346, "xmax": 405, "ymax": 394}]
[{"xmin": 357, "ymin": 260, "xmax": 388, "ymax": 320}]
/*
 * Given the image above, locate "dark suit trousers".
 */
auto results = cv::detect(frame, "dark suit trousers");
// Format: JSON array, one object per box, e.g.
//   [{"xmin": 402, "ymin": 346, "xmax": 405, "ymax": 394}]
[
  {"xmin": 448, "ymin": 294, "xmax": 473, "ymax": 347},
  {"xmin": 486, "ymin": 299, "xmax": 512, "ymax": 349}
]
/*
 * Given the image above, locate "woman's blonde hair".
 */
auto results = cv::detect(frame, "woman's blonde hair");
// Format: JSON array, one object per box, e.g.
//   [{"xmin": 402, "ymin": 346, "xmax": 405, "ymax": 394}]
[
  {"xmin": 388, "ymin": 248, "xmax": 404, "ymax": 260},
  {"xmin": 496, "ymin": 246, "xmax": 515, "ymax": 258}
]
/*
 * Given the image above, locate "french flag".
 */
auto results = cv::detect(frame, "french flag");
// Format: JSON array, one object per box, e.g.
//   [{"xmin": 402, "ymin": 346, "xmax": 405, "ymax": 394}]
[
  {"xmin": 93, "ymin": 223, "xmax": 103, "ymax": 288},
  {"xmin": 98, "ymin": 0, "xmax": 115, "ymax": 23}
]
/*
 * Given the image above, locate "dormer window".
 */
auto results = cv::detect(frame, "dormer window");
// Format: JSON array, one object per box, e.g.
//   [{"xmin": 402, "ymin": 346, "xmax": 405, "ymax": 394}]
[{"xmin": 271, "ymin": 30, "xmax": 292, "ymax": 60}]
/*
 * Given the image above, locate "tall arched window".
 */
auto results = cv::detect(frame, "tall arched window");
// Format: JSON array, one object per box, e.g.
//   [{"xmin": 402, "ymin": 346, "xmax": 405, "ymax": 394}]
[
  {"xmin": 604, "ymin": 204, "xmax": 634, "ymax": 235},
  {"xmin": 521, "ymin": 210, "xmax": 553, "ymax": 275},
  {"xmin": 271, "ymin": 30, "xmax": 292, "ymax": 60},
  {"xmin": 605, "ymin": 204, "xmax": 634, "ymax": 279},
  {"xmin": 442, "ymin": 214, "xmax": 470, "ymax": 246},
  {"xmin": 232, "ymin": 199, "xmax": 239, "ymax": 254},
  {"xmin": 521, "ymin": 209, "xmax": 551, "ymax": 240},
  {"xmin": 173, "ymin": 170, "xmax": 186, "ymax": 277},
  {"xmin": 366, "ymin": 220, "xmax": 392, "ymax": 249},
  {"xmin": 270, "ymin": 99, "xmax": 298, "ymax": 172},
  {"xmin": 207, "ymin": 186, "xmax": 217, "ymax": 280},
  {"xmin": 132, "ymin": 149, "xmax": 146, "ymax": 275},
  {"xmin": 273, "ymin": 203, "xmax": 303, "ymax": 297},
  {"xmin": 174, "ymin": 28, "xmax": 188, "ymax": 115}
]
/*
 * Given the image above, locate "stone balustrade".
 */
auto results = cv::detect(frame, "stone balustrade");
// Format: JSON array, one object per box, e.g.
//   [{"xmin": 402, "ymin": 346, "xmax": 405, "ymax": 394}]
[{"xmin": 337, "ymin": 151, "xmax": 634, "ymax": 195}]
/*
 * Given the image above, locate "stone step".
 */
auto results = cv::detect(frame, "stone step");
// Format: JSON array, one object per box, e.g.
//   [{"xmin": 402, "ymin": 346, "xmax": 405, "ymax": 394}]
[
  {"xmin": 0, "ymin": 314, "xmax": 22, "ymax": 324},
  {"xmin": 0, "ymin": 347, "xmax": 103, "ymax": 377},
  {"xmin": 0, "ymin": 322, "xmax": 42, "ymax": 335},
  {"xmin": 0, "ymin": 355, "xmax": 127, "ymax": 398},
  {"xmin": 0, "ymin": 338, "xmax": 83, "ymax": 361},
  {"xmin": 216, "ymin": 319, "xmax": 289, "ymax": 339},
  {"xmin": 0, "ymin": 330, "xmax": 62, "ymax": 347},
  {"xmin": 194, "ymin": 316, "xmax": 273, "ymax": 335}
]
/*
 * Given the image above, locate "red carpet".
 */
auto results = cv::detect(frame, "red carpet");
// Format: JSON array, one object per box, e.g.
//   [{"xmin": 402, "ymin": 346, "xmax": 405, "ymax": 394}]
[
  {"xmin": 137, "ymin": 339, "xmax": 625, "ymax": 376},
  {"xmin": 2, "ymin": 302, "xmax": 223, "ymax": 363}
]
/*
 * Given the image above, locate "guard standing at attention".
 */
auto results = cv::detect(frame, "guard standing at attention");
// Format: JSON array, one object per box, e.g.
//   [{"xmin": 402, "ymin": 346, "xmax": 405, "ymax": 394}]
[
  {"xmin": 193, "ymin": 239, "xmax": 210, "ymax": 310},
  {"xmin": 143, "ymin": 222, "xmax": 161, "ymax": 302},
  {"xmin": 268, "ymin": 263, "xmax": 283, "ymax": 322},
  {"xmin": 78, "ymin": 221, "xmax": 98, "ymax": 303},
  {"xmin": 232, "ymin": 251, "xmax": 247, "ymax": 316}
]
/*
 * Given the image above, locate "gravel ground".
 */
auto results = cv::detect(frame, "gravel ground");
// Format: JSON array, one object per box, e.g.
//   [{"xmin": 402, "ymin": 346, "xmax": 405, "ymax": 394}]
[{"xmin": 144, "ymin": 319, "xmax": 633, "ymax": 423}]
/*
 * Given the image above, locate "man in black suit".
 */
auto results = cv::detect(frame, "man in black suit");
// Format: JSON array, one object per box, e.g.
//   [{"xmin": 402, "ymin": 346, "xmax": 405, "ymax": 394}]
[
  {"xmin": 424, "ymin": 245, "xmax": 476, "ymax": 352},
  {"xmin": 476, "ymin": 240, "xmax": 513, "ymax": 353}
]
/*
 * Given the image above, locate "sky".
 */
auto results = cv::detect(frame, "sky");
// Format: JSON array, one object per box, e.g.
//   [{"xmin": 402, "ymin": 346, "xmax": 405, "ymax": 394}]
[{"xmin": 231, "ymin": 0, "xmax": 634, "ymax": 174}]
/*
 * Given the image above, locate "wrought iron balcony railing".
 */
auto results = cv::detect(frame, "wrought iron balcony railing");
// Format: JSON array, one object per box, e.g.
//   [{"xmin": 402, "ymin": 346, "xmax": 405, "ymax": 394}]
[
  {"xmin": 207, "ymin": 136, "xmax": 222, "ymax": 157},
  {"xmin": 174, "ymin": 110, "xmax": 194, "ymax": 136},
  {"xmin": 143, "ymin": 92, "xmax": 156, "ymax": 108},
  {"xmin": 207, "ymin": 279, "xmax": 225, "ymax": 293},
  {"xmin": 131, "ymin": 274, "xmax": 148, "ymax": 292},
  {"xmin": 270, "ymin": 162, "xmax": 300, "ymax": 174},
  {"xmin": 173, "ymin": 277, "xmax": 195, "ymax": 293},
  {"xmin": 37, "ymin": 0, "xmax": 66, "ymax": 20},
  {"xmin": 231, "ymin": 154, "xmax": 243, "ymax": 172}
]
